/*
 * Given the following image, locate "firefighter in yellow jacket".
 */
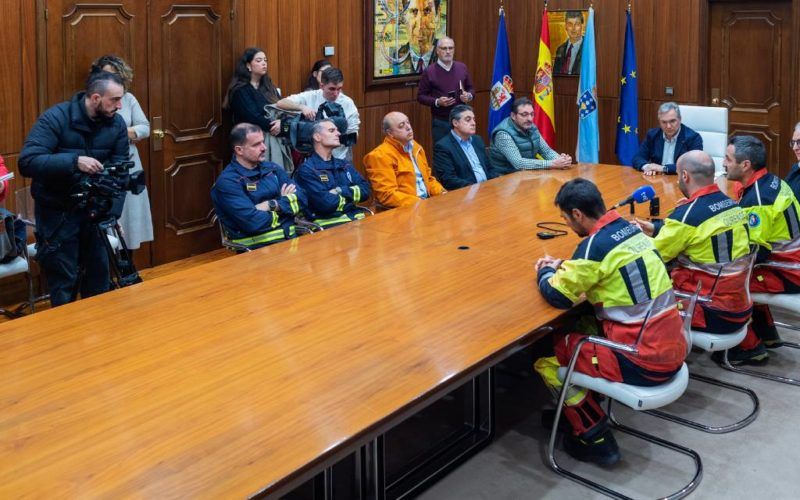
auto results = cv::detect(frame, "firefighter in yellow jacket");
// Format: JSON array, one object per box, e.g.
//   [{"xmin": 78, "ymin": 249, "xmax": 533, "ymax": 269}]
[
  {"xmin": 635, "ymin": 150, "xmax": 752, "ymax": 335},
  {"xmin": 722, "ymin": 136, "xmax": 800, "ymax": 365},
  {"xmin": 535, "ymin": 178, "xmax": 686, "ymax": 466}
]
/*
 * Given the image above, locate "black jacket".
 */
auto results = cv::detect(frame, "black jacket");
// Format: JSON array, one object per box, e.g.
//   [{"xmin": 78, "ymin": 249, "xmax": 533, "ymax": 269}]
[
  {"xmin": 787, "ymin": 163, "xmax": 800, "ymax": 201},
  {"xmin": 229, "ymin": 84, "xmax": 274, "ymax": 131},
  {"xmin": 19, "ymin": 92, "xmax": 129, "ymax": 210},
  {"xmin": 432, "ymin": 132, "xmax": 497, "ymax": 190},
  {"xmin": 631, "ymin": 125, "xmax": 703, "ymax": 174}
]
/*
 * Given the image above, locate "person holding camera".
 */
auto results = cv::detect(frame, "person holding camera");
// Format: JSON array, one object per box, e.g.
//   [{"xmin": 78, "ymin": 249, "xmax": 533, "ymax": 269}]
[
  {"xmin": 416, "ymin": 37, "xmax": 475, "ymax": 146},
  {"xmin": 19, "ymin": 71, "xmax": 129, "ymax": 307},
  {"xmin": 294, "ymin": 119, "xmax": 371, "ymax": 229},
  {"xmin": 90, "ymin": 55, "xmax": 154, "ymax": 251},
  {"xmin": 211, "ymin": 123, "xmax": 307, "ymax": 250},
  {"xmin": 276, "ymin": 67, "xmax": 360, "ymax": 161},
  {"xmin": 224, "ymin": 48, "xmax": 294, "ymax": 173}
]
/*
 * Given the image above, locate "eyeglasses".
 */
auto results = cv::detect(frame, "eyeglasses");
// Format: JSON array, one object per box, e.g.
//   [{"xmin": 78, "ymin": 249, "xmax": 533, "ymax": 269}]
[{"xmin": 790, "ymin": 140, "xmax": 800, "ymax": 148}]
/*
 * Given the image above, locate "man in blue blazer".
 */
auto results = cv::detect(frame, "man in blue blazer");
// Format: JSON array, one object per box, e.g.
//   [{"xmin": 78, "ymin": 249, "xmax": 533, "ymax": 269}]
[
  {"xmin": 433, "ymin": 105, "xmax": 497, "ymax": 190},
  {"xmin": 632, "ymin": 102, "xmax": 703, "ymax": 175}
]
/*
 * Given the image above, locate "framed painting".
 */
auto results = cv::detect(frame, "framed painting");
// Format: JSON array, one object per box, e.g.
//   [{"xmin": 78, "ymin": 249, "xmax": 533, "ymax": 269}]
[
  {"xmin": 366, "ymin": 0, "xmax": 450, "ymax": 87},
  {"xmin": 548, "ymin": 9, "xmax": 588, "ymax": 77}
]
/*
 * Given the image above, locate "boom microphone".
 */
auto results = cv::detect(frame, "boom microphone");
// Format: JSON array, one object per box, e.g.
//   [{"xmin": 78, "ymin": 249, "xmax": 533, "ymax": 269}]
[{"xmin": 611, "ymin": 185, "xmax": 656, "ymax": 209}]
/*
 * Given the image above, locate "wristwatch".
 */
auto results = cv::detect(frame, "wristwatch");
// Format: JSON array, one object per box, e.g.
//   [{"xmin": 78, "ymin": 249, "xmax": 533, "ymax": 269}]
[{"xmin": 268, "ymin": 199, "xmax": 279, "ymax": 211}]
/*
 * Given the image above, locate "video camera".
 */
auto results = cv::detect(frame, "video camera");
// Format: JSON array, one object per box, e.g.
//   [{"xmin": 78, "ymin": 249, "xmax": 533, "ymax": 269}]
[
  {"xmin": 273, "ymin": 101, "xmax": 357, "ymax": 154},
  {"xmin": 71, "ymin": 160, "xmax": 146, "ymax": 222}
]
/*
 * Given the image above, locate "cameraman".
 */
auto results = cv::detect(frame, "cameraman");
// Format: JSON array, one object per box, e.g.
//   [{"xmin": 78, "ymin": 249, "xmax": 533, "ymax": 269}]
[
  {"xmin": 276, "ymin": 67, "xmax": 360, "ymax": 161},
  {"xmin": 19, "ymin": 71, "xmax": 128, "ymax": 307}
]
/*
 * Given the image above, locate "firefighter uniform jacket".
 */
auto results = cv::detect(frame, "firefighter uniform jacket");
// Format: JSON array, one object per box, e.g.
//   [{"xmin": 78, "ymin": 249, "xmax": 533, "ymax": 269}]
[
  {"xmin": 537, "ymin": 210, "xmax": 687, "ymax": 374},
  {"xmin": 652, "ymin": 184, "xmax": 752, "ymax": 332},
  {"xmin": 294, "ymin": 152, "xmax": 371, "ymax": 228},
  {"xmin": 739, "ymin": 168, "xmax": 800, "ymax": 292},
  {"xmin": 211, "ymin": 159, "xmax": 307, "ymax": 248}
]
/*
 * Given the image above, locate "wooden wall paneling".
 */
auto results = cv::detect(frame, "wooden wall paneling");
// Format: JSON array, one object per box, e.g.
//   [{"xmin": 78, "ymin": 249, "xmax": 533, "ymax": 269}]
[{"xmin": 0, "ymin": 0, "xmax": 25, "ymax": 160}]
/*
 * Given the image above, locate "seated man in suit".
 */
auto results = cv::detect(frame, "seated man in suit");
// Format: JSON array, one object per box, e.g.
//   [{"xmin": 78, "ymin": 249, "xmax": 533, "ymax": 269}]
[
  {"xmin": 363, "ymin": 111, "xmax": 446, "ymax": 209},
  {"xmin": 294, "ymin": 119, "xmax": 371, "ymax": 228},
  {"xmin": 211, "ymin": 123, "xmax": 306, "ymax": 249},
  {"xmin": 632, "ymin": 102, "xmax": 703, "ymax": 176},
  {"xmin": 488, "ymin": 97, "xmax": 572, "ymax": 174},
  {"xmin": 432, "ymin": 105, "xmax": 497, "ymax": 190}
]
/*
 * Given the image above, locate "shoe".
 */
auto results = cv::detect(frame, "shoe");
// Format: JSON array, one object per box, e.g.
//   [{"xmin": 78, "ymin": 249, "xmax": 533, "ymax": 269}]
[
  {"xmin": 563, "ymin": 429, "xmax": 621, "ymax": 466},
  {"xmin": 763, "ymin": 338, "xmax": 784, "ymax": 349},
  {"xmin": 712, "ymin": 344, "xmax": 769, "ymax": 366},
  {"xmin": 541, "ymin": 409, "xmax": 571, "ymax": 433}
]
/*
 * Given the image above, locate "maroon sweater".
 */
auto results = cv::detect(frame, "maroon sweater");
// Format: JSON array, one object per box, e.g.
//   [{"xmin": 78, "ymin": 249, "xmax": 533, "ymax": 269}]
[{"xmin": 417, "ymin": 61, "xmax": 474, "ymax": 121}]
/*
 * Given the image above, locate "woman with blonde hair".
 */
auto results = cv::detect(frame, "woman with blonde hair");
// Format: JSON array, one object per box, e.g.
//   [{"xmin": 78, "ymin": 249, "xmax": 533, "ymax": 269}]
[{"xmin": 89, "ymin": 54, "xmax": 154, "ymax": 251}]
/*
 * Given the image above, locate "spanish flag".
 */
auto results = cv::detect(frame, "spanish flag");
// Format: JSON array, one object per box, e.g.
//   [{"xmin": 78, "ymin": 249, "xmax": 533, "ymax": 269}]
[{"xmin": 533, "ymin": 7, "xmax": 556, "ymax": 148}]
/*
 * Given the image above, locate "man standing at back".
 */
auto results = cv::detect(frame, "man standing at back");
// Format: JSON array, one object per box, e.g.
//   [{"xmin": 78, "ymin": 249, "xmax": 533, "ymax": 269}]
[
  {"xmin": 416, "ymin": 37, "xmax": 475, "ymax": 145},
  {"xmin": 277, "ymin": 67, "xmax": 360, "ymax": 161},
  {"xmin": 19, "ymin": 71, "xmax": 129, "ymax": 306}
]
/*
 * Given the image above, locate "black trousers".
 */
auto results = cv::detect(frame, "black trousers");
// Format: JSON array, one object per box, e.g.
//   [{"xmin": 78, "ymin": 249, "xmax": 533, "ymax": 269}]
[
  {"xmin": 431, "ymin": 118, "xmax": 451, "ymax": 146},
  {"xmin": 34, "ymin": 206, "xmax": 110, "ymax": 307}
]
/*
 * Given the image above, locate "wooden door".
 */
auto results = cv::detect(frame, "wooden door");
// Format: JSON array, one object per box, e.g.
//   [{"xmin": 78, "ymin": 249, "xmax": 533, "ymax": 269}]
[
  {"xmin": 708, "ymin": 0, "xmax": 793, "ymax": 176},
  {"xmin": 43, "ymin": 0, "xmax": 152, "ymax": 268},
  {"xmin": 148, "ymin": 0, "xmax": 231, "ymax": 264}
]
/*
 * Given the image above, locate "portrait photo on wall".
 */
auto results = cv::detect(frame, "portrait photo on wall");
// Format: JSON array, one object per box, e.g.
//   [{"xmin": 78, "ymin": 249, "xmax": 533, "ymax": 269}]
[
  {"xmin": 549, "ymin": 9, "xmax": 587, "ymax": 76},
  {"xmin": 366, "ymin": 0, "xmax": 450, "ymax": 86}
]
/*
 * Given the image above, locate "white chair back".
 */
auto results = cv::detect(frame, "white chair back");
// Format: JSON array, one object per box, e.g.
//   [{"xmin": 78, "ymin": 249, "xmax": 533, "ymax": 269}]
[{"xmin": 679, "ymin": 104, "xmax": 729, "ymax": 177}]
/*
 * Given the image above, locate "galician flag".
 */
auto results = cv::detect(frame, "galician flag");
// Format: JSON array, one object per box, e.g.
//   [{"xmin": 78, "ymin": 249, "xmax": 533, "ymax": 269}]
[
  {"xmin": 615, "ymin": 8, "xmax": 639, "ymax": 166},
  {"xmin": 576, "ymin": 7, "xmax": 599, "ymax": 163},
  {"xmin": 533, "ymin": 6, "xmax": 556, "ymax": 147},
  {"xmin": 488, "ymin": 8, "xmax": 514, "ymax": 136}
]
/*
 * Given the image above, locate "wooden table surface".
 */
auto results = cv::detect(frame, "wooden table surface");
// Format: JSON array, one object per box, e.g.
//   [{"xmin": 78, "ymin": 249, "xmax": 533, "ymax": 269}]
[{"xmin": 0, "ymin": 164, "xmax": 686, "ymax": 498}]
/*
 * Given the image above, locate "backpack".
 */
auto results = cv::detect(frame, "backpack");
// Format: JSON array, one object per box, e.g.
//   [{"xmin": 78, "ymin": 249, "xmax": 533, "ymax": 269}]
[{"xmin": 0, "ymin": 208, "xmax": 26, "ymax": 263}]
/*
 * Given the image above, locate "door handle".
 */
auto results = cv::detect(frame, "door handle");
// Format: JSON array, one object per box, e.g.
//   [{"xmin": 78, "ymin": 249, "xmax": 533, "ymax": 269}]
[{"xmin": 152, "ymin": 117, "xmax": 164, "ymax": 151}]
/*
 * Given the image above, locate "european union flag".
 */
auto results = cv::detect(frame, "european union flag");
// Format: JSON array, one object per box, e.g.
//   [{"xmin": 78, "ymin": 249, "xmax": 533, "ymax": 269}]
[
  {"xmin": 615, "ymin": 10, "xmax": 639, "ymax": 166},
  {"xmin": 488, "ymin": 9, "xmax": 514, "ymax": 136},
  {"xmin": 576, "ymin": 8, "xmax": 599, "ymax": 163}
]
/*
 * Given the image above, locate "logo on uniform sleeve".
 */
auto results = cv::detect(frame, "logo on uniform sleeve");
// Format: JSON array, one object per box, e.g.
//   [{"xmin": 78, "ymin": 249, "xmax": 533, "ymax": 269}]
[
  {"xmin": 246, "ymin": 182, "xmax": 257, "ymax": 192},
  {"xmin": 319, "ymin": 173, "xmax": 329, "ymax": 183},
  {"xmin": 748, "ymin": 213, "xmax": 761, "ymax": 227}
]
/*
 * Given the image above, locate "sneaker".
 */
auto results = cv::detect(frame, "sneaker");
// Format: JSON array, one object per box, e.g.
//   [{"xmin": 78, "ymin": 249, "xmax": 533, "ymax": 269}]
[
  {"xmin": 563, "ymin": 430, "xmax": 621, "ymax": 466},
  {"xmin": 712, "ymin": 344, "xmax": 769, "ymax": 366}
]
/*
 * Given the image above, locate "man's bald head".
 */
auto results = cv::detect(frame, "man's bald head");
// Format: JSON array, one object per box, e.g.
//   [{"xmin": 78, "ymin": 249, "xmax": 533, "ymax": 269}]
[
  {"xmin": 382, "ymin": 111, "xmax": 415, "ymax": 143},
  {"xmin": 677, "ymin": 150, "xmax": 716, "ymax": 184}
]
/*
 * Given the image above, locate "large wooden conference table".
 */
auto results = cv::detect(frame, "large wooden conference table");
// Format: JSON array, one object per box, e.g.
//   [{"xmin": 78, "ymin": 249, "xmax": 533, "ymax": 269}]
[{"xmin": 0, "ymin": 164, "xmax": 688, "ymax": 498}]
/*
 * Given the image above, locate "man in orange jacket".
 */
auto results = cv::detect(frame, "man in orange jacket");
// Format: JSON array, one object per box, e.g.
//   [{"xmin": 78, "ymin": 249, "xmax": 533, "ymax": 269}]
[{"xmin": 363, "ymin": 111, "xmax": 445, "ymax": 208}]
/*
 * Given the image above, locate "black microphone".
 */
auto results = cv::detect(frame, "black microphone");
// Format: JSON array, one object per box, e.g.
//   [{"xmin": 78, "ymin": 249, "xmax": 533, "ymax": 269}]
[{"xmin": 611, "ymin": 185, "xmax": 656, "ymax": 209}]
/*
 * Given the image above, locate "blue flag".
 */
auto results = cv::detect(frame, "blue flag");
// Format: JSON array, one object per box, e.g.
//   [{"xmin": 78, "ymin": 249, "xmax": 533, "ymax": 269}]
[
  {"xmin": 488, "ymin": 10, "xmax": 514, "ymax": 136},
  {"xmin": 576, "ymin": 7, "xmax": 599, "ymax": 163},
  {"xmin": 615, "ymin": 10, "xmax": 639, "ymax": 166}
]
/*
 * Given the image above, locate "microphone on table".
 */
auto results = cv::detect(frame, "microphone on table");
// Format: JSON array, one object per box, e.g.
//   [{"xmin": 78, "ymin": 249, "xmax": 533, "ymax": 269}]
[{"xmin": 611, "ymin": 185, "xmax": 657, "ymax": 210}]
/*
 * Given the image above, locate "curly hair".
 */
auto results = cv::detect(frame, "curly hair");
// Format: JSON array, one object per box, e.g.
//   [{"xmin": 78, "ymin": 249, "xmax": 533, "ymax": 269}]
[{"xmin": 90, "ymin": 54, "xmax": 133, "ymax": 91}]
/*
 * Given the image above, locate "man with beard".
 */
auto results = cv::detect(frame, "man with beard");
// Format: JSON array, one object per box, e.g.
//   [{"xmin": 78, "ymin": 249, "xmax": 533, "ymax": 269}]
[
  {"xmin": 19, "ymin": 71, "xmax": 129, "ymax": 306},
  {"xmin": 416, "ymin": 36, "xmax": 475, "ymax": 145}
]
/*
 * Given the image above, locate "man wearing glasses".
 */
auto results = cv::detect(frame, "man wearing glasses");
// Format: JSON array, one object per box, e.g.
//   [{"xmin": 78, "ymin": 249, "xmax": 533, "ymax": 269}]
[
  {"xmin": 416, "ymin": 36, "xmax": 475, "ymax": 145},
  {"xmin": 489, "ymin": 97, "xmax": 573, "ymax": 173}
]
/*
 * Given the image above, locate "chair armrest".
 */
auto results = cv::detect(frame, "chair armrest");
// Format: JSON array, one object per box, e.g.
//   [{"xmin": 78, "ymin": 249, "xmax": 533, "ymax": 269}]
[
  {"xmin": 674, "ymin": 290, "xmax": 711, "ymax": 303},
  {"xmin": 582, "ymin": 335, "xmax": 638, "ymax": 355}
]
